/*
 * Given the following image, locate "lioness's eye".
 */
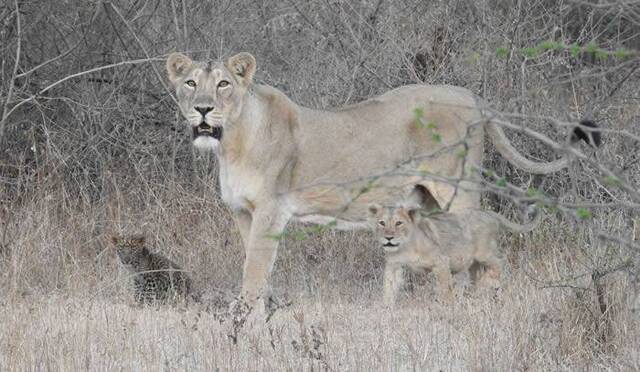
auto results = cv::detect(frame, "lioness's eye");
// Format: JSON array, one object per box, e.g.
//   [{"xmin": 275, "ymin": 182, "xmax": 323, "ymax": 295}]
[
  {"xmin": 218, "ymin": 80, "xmax": 230, "ymax": 88},
  {"xmin": 395, "ymin": 221, "xmax": 403, "ymax": 226},
  {"xmin": 185, "ymin": 80, "xmax": 197, "ymax": 88},
  {"xmin": 378, "ymin": 221, "xmax": 385, "ymax": 226}
]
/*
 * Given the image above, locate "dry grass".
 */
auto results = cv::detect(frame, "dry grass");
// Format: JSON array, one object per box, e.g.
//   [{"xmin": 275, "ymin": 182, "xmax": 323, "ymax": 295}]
[
  {"xmin": 1, "ymin": 193, "xmax": 638, "ymax": 370},
  {"xmin": 1, "ymin": 264, "xmax": 637, "ymax": 371}
]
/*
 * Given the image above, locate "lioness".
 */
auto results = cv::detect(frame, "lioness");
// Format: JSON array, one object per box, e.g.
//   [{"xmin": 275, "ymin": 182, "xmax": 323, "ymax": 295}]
[
  {"xmin": 368, "ymin": 204, "xmax": 541, "ymax": 304},
  {"xmin": 165, "ymin": 52, "xmax": 597, "ymax": 310}
]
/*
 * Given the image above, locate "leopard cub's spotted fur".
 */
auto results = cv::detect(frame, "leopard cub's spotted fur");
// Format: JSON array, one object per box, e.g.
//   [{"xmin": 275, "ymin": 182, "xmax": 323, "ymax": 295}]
[{"xmin": 112, "ymin": 234, "xmax": 193, "ymax": 304}]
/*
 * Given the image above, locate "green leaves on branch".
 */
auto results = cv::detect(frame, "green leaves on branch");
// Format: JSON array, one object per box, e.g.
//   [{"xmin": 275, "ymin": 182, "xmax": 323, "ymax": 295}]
[
  {"xmin": 603, "ymin": 175, "xmax": 622, "ymax": 187},
  {"xmin": 414, "ymin": 108, "xmax": 442, "ymax": 144},
  {"xmin": 495, "ymin": 40, "xmax": 636, "ymax": 60},
  {"xmin": 576, "ymin": 207, "xmax": 592, "ymax": 220}
]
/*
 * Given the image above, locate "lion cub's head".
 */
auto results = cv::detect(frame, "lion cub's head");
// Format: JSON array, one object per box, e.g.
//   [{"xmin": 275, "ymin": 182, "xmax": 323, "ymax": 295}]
[
  {"xmin": 166, "ymin": 52, "xmax": 257, "ymax": 151},
  {"xmin": 111, "ymin": 234, "xmax": 148, "ymax": 266},
  {"xmin": 368, "ymin": 204, "xmax": 418, "ymax": 253}
]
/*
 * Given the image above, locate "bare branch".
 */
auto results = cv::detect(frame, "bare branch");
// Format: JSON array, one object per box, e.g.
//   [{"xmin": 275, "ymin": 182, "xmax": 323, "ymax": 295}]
[{"xmin": 0, "ymin": 0, "xmax": 22, "ymax": 139}]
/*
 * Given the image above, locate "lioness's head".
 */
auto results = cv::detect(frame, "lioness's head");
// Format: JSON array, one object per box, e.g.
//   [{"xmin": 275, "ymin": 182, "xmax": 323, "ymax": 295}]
[
  {"xmin": 166, "ymin": 52, "xmax": 256, "ymax": 151},
  {"xmin": 367, "ymin": 204, "xmax": 417, "ymax": 253},
  {"xmin": 111, "ymin": 234, "xmax": 148, "ymax": 265}
]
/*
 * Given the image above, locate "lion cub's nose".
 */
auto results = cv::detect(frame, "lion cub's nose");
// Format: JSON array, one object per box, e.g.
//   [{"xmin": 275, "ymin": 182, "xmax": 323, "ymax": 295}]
[
  {"xmin": 385, "ymin": 236, "xmax": 393, "ymax": 241},
  {"xmin": 195, "ymin": 106, "xmax": 214, "ymax": 116}
]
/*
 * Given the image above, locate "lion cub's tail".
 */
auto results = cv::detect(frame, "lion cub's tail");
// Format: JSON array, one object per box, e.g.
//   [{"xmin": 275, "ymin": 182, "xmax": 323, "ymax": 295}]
[{"xmin": 486, "ymin": 204, "xmax": 542, "ymax": 233}]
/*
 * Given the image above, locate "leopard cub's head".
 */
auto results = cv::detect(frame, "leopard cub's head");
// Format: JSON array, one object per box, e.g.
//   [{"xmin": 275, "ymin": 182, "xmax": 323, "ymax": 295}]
[{"xmin": 111, "ymin": 234, "xmax": 149, "ymax": 265}]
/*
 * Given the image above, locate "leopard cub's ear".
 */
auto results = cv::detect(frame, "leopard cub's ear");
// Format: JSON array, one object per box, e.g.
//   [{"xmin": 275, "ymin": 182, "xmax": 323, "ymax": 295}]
[{"xmin": 132, "ymin": 236, "xmax": 146, "ymax": 247}]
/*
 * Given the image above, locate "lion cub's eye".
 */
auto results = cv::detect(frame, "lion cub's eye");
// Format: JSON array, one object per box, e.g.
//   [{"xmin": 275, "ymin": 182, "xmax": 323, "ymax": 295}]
[
  {"xmin": 395, "ymin": 221, "xmax": 403, "ymax": 226},
  {"xmin": 185, "ymin": 80, "xmax": 197, "ymax": 88},
  {"xmin": 218, "ymin": 80, "xmax": 230, "ymax": 88},
  {"xmin": 378, "ymin": 221, "xmax": 385, "ymax": 226}
]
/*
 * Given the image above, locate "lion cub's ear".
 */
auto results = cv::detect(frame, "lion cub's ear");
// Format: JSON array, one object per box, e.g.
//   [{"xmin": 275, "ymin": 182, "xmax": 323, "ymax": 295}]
[
  {"xmin": 368, "ymin": 203, "xmax": 382, "ymax": 217},
  {"xmin": 226, "ymin": 52, "xmax": 256, "ymax": 86},
  {"xmin": 167, "ymin": 53, "xmax": 193, "ymax": 84},
  {"xmin": 407, "ymin": 208, "xmax": 419, "ymax": 222}
]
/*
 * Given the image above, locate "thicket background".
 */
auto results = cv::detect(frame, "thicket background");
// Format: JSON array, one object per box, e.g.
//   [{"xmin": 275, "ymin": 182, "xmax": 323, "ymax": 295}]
[{"xmin": 1, "ymin": 0, "xmax": 639, "ymax": 369}]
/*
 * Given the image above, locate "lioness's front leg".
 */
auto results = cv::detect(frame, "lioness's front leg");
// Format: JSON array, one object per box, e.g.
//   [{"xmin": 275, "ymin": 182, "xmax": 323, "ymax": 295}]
[
  {"xmin": 232, "ymin": 209, "xmax": 252, "ymax": 249},
  {"xmin": 383, "ymin": 264, "xmax": 404, "ymax": 305},
  {"xmin": 240, "ymin": 204, "xmax": 290, "ymax": 310}
]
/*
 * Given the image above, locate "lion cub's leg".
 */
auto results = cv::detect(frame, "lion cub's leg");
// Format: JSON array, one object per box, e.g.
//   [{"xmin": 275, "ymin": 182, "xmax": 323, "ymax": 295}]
[
  {"xmin": 470, "ymin": 236, "xmax": 502, "ymax": 290},
  {"xmin": 432, "ymin": 257, "xmax": 453, "ymax": 301},
  {"xmin": 477, "ymin": 256, "xmax": 502, "ymax": 289},
  {"xmin": 383, "ymin": 264, "xmax": 404, "ymax": 305}
]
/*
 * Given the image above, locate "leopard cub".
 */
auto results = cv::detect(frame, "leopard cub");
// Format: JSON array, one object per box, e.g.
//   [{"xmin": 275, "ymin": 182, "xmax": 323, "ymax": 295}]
[{"xmin": 112, "ymin": 234, "xmax": 193, "ymax": 304}]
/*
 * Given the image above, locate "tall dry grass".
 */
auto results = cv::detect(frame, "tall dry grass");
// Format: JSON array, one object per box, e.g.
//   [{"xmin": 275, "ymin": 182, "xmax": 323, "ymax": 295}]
[{"xmin": 1, "ymin": 0, "xmax": 639, "ymax": 370}]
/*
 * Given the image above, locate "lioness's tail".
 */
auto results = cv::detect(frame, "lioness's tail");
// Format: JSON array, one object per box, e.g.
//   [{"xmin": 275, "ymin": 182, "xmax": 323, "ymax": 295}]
[
  {"xmin": 486, "ymin": 205, "xmax": 542, "ymax": 233},
  {"xmin": 486, "ymin": 119, "xmax": 601, "ymax": 174}
]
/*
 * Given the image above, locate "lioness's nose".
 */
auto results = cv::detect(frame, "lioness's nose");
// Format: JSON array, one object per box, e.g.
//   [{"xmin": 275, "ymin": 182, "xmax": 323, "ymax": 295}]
[
  {"xmin": 195, "ymin": 106, "xmax": 214, "ymax": 116},
  {"xmin": 385, "ymin": 236, "xmax": 393, "ymax": 241}
]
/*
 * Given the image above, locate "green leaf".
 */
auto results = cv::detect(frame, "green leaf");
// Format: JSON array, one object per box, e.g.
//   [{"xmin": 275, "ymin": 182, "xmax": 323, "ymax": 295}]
[
  {"xmin": 496, "ymin": 177, "xmax": 507, "ymax": 187},
  {"xmin": 469, "ymin": 52, "xmax": 481, "ymax": 63},
  {"xmin": 431, "ymin": 133, "xmax": 442, "ymax": 143},
  {"xmin": 584, "ymin": 41, "xmax": 598, "ymax": 54},
  {"xmin": 603, "ymin": 175, "xmax": 621, "ymax": 186},
  {"xmin": 521, "ymin": 47, "xmax": 539, "ymax": 58},
  {"xmin": 526, "ymin": 187, "xmax": 540, "ymax": 197},
  {"xmin": 496, "ymin": 47, "xmax": 509, "ymax": 58},
  {"xmin": 483, "ymin": 169, "xmax": 495, "ymax": 178},
  {"xmin": 614, "ymin": 48, "xmax": 633, "ymax": 59},
  {"xmin": 569, "ymin": 43, "xmax": 581, "ymax": 58},
  {"xmin": 456, "ymin": 148, "xmax": 468, "ymax": 158},
  {"xmin": 576, "ymin": 207, "xmax": 592, "ymax": 220},
  {"xmin": 595, "ymin": 49, "xmax": 608, "ymax": 60},
  {"xmin": 539, "ymin": 40, "xmax": 563, "ymax": 51}
]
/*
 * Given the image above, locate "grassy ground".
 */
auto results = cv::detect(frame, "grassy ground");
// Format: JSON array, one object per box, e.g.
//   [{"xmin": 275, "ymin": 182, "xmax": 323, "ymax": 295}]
[{"xmin": 1, "ymin": 206, "xmax": 637, "ymax": 371}]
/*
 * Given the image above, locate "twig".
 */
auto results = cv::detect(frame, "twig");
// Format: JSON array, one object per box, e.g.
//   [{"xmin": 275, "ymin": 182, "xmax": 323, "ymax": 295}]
[
  {"xmin": 0, "ymin": 0, "xmax": 22, "ymax": 139},
  {"xmin": 105, "ymin": 2, "xmax": 176, "ymax": 104},
  {"xmin": 1, "ymin": 57, "xmax": 168, "ymax": 123}
]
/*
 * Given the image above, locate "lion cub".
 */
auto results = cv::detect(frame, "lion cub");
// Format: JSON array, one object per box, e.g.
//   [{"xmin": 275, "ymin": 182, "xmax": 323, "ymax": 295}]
[
  {"xmin": 368, "ymin": 204, "xmax": 540, "ymax": 304},
  {"xmin": 112, "ymin": 234, "xmax": 193, "ymax": 304}
]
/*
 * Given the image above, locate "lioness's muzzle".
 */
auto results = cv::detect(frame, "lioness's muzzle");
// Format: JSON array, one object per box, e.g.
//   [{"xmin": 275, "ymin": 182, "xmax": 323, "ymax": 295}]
[{"xmin": 193, "ymin": 122, "xmax": 223, "ymax": 140}]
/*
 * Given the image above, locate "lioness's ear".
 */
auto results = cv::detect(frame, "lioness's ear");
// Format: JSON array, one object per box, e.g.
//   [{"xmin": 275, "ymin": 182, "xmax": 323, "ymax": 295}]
[
  {"xmin": 166, "ymin": 53, "xmax": 193, "ymax": 84},
  {"xmin": 226, "ymin": 52, "xmax": 256, "ymax": 86},
  {"xmin": 368, "ymin": 203, "xmax": 381, "ymax": 217}
]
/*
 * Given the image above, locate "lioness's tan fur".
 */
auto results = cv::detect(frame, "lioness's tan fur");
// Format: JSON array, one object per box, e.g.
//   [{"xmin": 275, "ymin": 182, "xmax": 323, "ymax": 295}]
[
  {"xmin": 166, "ymin": 52, "xmax": 579, "ymax": 309},
  {"xmin": 368, "ymin": 205, "xmax": 541, "ymax": 304}
]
